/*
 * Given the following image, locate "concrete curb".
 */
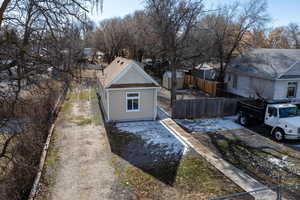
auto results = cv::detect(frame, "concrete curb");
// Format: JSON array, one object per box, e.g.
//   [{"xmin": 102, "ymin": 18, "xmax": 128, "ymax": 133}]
[
  {"xmin": 161, "ymin": 117, "xmax": 281, "ymax": 200},
  {"xmin": 158, "ymin": 107, "xmax": 171, "ymax": 117},
  {"xmin": 28, "ymin": 89, "xmax": 67, "ymax": 200}
]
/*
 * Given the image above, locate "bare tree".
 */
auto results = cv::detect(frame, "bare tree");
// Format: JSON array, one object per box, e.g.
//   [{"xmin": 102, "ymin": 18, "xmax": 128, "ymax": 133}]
[
  {"xmin": 0, "ymin": 0, "xmax": 104, "ymax": 28},
  {"xmin": 145, "ymin": 0, "xmax": 204, "ymax": 106},
  {"xmin": 267, "ymin": 27, "xmax": 290, "ymax": 48},
  {"xmin": 286, "ymin": 23, "xmax": 300, "ymax": 49},
  {"xmin": 0, "ymin": 0, "xmax": 99, "ymax": 198},
  {"xmin": 199, "ymin": 0, "xmax": 268, "ymax": 82},
  {"xmin": 123, "ymin": 11, "xmax": 154, "ymax": 61},
  {"xmin": 86, "ymin": 10, "xmax": 160, "ymax": 63},
  {"xmin": 86, "ymin": 18, "xmax": 129, "ymax": 63},
  {"xmin": 247, "ymin": 28, "xmax": 269, "ymax": 48},
  {"xmin": 101, "ymin": 18, "xmax": 129, "ymax": 62},
  {"xmin": 0, "ymin": 0, "xmax": 90, "ymax": 156}
]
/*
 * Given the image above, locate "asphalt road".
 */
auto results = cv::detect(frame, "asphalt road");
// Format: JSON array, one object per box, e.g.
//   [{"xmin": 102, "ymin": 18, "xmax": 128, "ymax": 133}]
[{"xmin": 246, "ymin": 124, "xmax": 300, "ymax": 152}]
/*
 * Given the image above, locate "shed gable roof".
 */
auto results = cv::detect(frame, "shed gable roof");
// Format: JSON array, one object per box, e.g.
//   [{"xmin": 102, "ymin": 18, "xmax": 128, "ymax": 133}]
[
  {"xmin": 98, "ymin": 57, "xmax": 159, "ymax": 89},
  {"xmin": 227, "ymin": 48, "xmax": 300, "ymax": 79}
]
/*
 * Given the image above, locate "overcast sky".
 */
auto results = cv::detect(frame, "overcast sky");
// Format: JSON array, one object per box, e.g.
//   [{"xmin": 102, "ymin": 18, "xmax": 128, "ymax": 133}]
[{"xmin": 89, "ymin": 0, "xmax": 300, "ymax": 28}]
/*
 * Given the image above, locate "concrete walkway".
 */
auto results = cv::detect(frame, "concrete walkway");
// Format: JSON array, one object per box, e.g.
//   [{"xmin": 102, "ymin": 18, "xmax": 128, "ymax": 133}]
[{"xmin": 161, "ymin": 118, "xmax": 279, "ymax": 200}]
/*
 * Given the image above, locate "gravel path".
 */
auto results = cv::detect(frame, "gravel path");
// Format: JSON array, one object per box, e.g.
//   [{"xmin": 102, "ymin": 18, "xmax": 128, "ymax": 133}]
[{"xmin": 45, "ymin": 87, "xmax": 116, "ymax": 200}]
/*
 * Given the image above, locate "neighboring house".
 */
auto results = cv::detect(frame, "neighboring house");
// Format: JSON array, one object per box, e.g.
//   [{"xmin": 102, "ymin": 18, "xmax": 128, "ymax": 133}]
[
  {"xmin": 226, "ymin": 48, "xmax": 300, "ymax": 103},
  {"xmin": 162, "ymin": 71, "xmax": 184, "ymax": 90},
  {"xmin": 97, "ymin": 57, "xmax": 160, "ymax": 122}
]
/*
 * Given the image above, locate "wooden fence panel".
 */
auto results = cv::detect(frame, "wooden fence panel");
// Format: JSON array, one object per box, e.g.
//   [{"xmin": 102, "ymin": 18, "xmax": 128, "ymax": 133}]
[
  {"xmin": 172, "ymin": 98, "xmax": 238, "ymax": 119},
  {"xmin": 184, "ymin": 74, "xmax": 223, "ymax": 97}
]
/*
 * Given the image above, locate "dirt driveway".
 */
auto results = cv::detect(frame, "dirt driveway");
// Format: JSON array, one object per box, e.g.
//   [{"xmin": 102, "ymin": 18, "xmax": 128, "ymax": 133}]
[{"xmin": 36, "ymin": 86, "xmax": 117, "ymax": 200}]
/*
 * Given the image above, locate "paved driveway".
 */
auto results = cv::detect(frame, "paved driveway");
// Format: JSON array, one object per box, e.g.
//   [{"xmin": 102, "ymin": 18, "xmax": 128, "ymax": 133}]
[{"xmin": 246, "ymin": 123, "xmax": 300, "ymax": 152}]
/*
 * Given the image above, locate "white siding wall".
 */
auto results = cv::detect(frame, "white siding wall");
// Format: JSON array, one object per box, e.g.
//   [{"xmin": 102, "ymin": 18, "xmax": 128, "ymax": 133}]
[
  {"xmin": 273, "ymin": 80, "xmax": 300, "ymax": 100},
  {"xmin": 226, "ymin": 73, "xmax": 251, "ymax": 97},
  {"xmin": 251, "ymin": 78, "xmax": 274, "ymax": 99},
  {"xmin": 226, "ymin": 73, "xmax": 275, "ymax": 99}
]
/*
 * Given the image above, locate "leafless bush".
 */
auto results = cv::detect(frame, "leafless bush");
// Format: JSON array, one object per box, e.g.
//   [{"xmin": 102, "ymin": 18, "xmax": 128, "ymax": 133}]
[{"xmin": 0, "ymin": 85, "xmax": 62, "ymax": 200}]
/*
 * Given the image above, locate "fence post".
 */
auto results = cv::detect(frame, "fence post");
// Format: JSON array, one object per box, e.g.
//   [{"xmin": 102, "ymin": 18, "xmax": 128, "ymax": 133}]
[
  {"xmin": 219, "ymin": 99, "xmax": 224, "ymax": 118},
  {"xmin": 276, "ymin": 173, "xmax": 282, "ymax": 200}
]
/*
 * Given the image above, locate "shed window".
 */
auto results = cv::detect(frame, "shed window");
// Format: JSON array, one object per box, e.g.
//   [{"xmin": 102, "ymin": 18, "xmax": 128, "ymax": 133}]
[
  {"xmin": 287, "ymin": 82, "xmax": 297, "ymax": 98},
  {"xmin": 232, "ymin": 75, "xmax": 238, "ymax": 89},
  {"xmin": 126, "ymin": 93, "xmax": 139, "ymax": 112}
]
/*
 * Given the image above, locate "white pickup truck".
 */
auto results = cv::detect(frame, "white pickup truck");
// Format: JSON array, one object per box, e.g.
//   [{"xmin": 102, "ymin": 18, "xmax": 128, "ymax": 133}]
[{"xmin": 237, "ymin": 100, "xmax": 300, "ymax": 141}]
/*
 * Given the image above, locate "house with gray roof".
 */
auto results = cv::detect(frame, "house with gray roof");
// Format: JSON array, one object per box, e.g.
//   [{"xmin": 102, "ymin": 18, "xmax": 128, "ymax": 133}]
[
  {"xmin": 225, "ymin": 48, "xmax": 300, "ymax": 103},
  {"xmin": 96, "ymin": 57, "xmax": 160, "ymax": 122}
]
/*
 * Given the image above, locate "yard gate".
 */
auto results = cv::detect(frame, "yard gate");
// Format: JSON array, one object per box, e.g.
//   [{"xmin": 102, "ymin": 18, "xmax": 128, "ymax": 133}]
[{"xmin": 172, "ymin": 98, "xmax": 238, "ymax": 119}]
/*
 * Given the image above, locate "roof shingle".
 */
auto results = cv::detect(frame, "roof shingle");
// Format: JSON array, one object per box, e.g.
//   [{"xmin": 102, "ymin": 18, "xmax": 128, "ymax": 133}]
[{"xmin": 227, "ymin": 48, "xmax": 300, "ymax": 79}]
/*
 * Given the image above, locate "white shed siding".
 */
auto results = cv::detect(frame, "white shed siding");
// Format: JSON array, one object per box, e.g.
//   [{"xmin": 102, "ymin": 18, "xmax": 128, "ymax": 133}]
[
  {"xmin": 108, "ymin": 88, "xmax": 155, "ymax": 121},
  {"xmin": 114, "ymin": 66, "xmax": 151, "ymax": 85},
  {"xmin": 96, "ymin": 80, "xmax": 108, "ymax": 118}
]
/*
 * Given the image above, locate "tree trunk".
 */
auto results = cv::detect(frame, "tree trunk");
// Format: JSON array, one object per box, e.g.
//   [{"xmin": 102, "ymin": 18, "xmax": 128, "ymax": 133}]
[
  {"xmin": 170, "ymin": 56, "xmax": 177, "ymax": 107},
  {"xmin": 0, "ymin": 0, "xmax": 10, "ymax": 29}
]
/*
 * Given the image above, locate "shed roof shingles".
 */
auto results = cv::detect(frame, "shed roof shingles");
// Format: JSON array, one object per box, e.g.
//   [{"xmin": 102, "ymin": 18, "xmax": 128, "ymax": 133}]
[
  {"xmin": 98, "ymin": 57, "xmax": 133, "ymax": 88},
  {"xmin": 98, "ymin": 57, "xmax": 159, "ymax": 89},
  {"xmin": 109, "ymin": 83, "xmax": 158, "ymax": 88}
]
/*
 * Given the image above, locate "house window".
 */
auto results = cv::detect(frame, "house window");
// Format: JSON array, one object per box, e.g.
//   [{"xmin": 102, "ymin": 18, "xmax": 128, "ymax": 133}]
[
  {"xmin": 232, "ymin": 75, "xmax": 238, "ymax": 89},
  {"xmin": 287, "ymin": 82, "xmax": 297, "ymax": 98},
  {"xmin": 126, "ymin": 93, "xmax": 139, "ymax": 112},
  {"xmin": 228, "ymin": 75, "xmax": 231, "ymax": 82}
]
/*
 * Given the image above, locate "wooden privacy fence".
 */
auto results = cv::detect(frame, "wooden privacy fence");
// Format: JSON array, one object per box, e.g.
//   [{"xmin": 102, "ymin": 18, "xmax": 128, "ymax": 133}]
[
  {"xmin": 172, "ymin": 98, "xmax": 238, "ymax": 119},
  {"xmin": 184, "ymin": 74, "xmax": 223, "ymax": 96}
]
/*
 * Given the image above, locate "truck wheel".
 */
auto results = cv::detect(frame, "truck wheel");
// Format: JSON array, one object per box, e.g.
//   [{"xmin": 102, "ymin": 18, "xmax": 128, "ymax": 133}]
[
  {"xmin": 273, "ymin": 129, "xmax": 285, "ymax": 142},
  {"xmin": 238, "ymin": 111, "xmax": 248, "ymax": 126}
]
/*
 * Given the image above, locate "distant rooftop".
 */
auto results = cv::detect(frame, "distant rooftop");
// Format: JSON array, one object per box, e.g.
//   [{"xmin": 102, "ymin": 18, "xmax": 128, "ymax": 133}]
[{"xmin": 227, "ymin": 48, "xmax": 300, "ymax": 79}]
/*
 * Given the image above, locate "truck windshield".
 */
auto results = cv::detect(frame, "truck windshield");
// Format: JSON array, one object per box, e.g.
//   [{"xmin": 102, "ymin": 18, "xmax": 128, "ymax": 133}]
[{"xmin": 279, "ymin": 107, "xmax": 298, "ymax": 118}]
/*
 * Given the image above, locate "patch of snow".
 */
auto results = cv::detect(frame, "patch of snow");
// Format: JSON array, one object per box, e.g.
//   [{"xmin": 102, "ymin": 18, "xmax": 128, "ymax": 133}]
[
  {"xmin": 116, "ymin": 121, "xmax": 188, "ymax": 155},
  {"xmin": 176, "ymin": 116, "xmax": 242, "ymax": 133},
  {"xmin": 268, "ymin": 156, "xmax": 294, "ymax": 169}
]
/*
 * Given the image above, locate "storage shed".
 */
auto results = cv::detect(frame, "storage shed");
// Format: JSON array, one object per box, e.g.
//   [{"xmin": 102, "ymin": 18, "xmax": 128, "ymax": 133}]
[
  {"xmin": 97, "ymin": 57, "xmax": 160, "ymax": 122},
  {"xmin": 162, "ymin": 71, "xmax": 184, "ymax": 90}
]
